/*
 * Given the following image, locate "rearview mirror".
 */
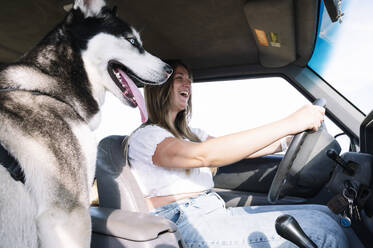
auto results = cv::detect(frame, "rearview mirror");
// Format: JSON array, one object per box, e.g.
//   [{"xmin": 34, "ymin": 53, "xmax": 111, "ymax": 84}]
[{"xmin": 323, "ymin": 0, "xmax": 343, "ymax": 23}]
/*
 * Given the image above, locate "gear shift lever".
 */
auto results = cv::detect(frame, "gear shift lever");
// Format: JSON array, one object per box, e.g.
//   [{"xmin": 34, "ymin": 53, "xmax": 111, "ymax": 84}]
[{"xmin": 275, "ymin": 215, "xmax": 318, "ymax": 248}]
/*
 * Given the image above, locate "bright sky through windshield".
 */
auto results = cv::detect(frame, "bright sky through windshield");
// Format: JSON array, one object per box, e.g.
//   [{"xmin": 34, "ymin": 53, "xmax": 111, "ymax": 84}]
[{"xmin": 308, "ymin": 0, "xmax": 373, "ymax": 115}]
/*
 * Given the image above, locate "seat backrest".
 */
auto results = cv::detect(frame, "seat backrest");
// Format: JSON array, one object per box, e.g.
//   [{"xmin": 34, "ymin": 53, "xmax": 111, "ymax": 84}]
[{"xmin": 95, "ymin": 135, "xmax": 148, "ymax": 212}]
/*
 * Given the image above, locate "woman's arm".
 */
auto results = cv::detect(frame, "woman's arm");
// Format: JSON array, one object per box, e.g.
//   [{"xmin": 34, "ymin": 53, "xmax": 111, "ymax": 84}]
[
  {"xmin": 246, "ymin": 136, "xmax": 292, "ymax": 158},
  {"xmin": 153, "ymin": 105, "xmax": 324, "ymax": 169},
  {"xmin": 207, "ymin": 135, "xmax": 282, "ymax": 158},
  {"xmin": 246, "ymin": 139, "xmax": 282, "ymax": 158}
]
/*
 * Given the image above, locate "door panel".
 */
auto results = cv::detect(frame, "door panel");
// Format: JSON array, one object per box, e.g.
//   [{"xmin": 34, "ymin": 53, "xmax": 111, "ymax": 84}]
[
  {"xmin": 213, "ymin": 155, "xmax": 282, "ymax": 193},
  {"xmin": 213, "ymin": 155, "xmax": 308, "ymax": 206}
]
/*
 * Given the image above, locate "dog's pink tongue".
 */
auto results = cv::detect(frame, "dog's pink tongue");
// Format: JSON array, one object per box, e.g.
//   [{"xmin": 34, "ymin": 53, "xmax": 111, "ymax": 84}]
[{"xmin": 118, "ymin": 71, "xmax": 148, "ymax": 123}]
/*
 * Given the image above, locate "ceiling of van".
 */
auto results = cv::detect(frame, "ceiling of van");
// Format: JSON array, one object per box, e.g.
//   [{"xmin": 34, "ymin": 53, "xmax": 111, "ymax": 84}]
[{"xmin": 0, "ymin": 0, "xmax": 319, "ymax": 79}]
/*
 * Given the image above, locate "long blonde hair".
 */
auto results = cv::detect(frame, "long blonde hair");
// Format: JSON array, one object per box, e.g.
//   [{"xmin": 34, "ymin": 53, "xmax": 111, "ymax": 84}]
[{"xmin": 144, "ymin": 60, "xmax": 217, "ymax": 175}]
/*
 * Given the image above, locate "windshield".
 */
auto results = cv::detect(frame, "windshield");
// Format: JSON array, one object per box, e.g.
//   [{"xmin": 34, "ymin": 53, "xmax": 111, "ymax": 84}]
[{"xmin": 308, "ymin": 0, "xmax": 373, "ymax": 115}]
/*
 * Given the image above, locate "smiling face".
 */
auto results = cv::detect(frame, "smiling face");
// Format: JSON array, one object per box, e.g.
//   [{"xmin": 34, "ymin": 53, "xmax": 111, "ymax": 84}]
[{"xmin": 170, "ymin": 65, "xmax": 192, "ymax": 114}]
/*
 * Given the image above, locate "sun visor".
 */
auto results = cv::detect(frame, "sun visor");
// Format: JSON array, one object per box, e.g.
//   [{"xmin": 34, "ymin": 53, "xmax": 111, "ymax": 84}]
[{"xmin": 244, "ymin": 0, "xmax": 296, "ymax": 68}]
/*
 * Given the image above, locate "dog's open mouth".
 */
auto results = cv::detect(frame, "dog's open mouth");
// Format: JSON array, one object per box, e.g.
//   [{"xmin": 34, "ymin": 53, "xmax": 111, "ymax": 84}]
[{"xmin": 108, "ymin": 60, "xmax": 148, "ymax": 122}]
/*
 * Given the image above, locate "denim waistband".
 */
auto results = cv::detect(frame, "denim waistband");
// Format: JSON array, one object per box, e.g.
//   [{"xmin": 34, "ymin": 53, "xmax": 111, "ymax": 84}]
[{"xmin": 150, "ymin": 189, "xmax": 218, "ymax": 214}]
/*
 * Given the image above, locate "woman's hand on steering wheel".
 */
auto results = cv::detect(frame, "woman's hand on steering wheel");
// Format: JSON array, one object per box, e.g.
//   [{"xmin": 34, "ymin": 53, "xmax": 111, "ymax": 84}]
[{"xmin": 285, "ymin": 104, "xmax": 325, "ymax": 135}]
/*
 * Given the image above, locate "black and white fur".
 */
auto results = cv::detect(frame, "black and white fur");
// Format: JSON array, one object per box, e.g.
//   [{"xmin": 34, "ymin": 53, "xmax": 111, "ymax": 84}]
[{"xmin": 0, "ymin": 0, "xmax": 171, "ymax": 247}]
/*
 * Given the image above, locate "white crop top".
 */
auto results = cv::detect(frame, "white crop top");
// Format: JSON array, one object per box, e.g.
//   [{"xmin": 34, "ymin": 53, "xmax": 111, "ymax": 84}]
[{"xmin": 128, "ymin": 125, "xmax": 214, "ymax": 197}]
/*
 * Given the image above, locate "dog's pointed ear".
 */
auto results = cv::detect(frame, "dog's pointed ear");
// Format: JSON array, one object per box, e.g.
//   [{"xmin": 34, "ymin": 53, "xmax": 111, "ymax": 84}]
[
  {"xmin": 73, "ymin": 0, "xmax": 106, "ymax": 18},
  {"xmin": 65, "ymin": 11, "xmax": 74, "ymax": 25},
  {"xmin": 65, "ymin": 8, "xmax": 85, "ymax": 27},
  {"xmin": 112, "ymin": 6, "xmax": 118, "ymax": 16}
]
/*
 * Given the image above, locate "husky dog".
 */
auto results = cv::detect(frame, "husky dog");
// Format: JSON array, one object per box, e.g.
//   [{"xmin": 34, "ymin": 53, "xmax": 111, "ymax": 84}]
[{"xmin": 0, "ymin": 0, "xmax": 171, "ymax": 247}]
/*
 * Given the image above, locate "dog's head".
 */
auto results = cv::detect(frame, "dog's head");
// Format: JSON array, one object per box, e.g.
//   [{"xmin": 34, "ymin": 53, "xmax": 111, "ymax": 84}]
[{"xmin": 66, "ymin": 0, "xmax": 172, "ymax": 121}]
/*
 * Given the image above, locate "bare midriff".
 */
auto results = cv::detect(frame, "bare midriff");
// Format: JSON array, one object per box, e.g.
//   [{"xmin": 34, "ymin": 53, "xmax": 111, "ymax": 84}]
[{"xmin": 146, "ymin": 191, "xmax": 205, "ymax": 210}]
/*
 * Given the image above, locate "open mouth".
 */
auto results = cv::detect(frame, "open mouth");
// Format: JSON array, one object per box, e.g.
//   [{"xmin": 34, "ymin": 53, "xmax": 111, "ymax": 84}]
[
  {"xmin": 108, "ymin": 60, "xmax": 138, "ymax": 107},
  {"xmin": 179, "ymin": 90, "xmax": 189, "ymax": 98},
  {"xmin": 107, "ymin": 60, "xmax": 148, "ymax": 122}
]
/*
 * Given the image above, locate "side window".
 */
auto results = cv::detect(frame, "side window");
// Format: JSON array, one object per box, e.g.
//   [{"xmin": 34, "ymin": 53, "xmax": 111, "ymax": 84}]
[
  {"xmin": 95, "ymin": 91, "xmax": 144, "ymax": 140},
  {"xmin": 189, "ymin": 77, "xmax": 349, "ymax": 153},
  {"xmin": 95, "ymin": 77, "xmax": 349, "ymax": 153}
]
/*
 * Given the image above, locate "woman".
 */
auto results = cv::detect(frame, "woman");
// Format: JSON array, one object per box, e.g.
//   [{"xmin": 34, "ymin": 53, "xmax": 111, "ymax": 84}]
[{"xmin": 128, "ymin": 60, "xmax": 348, "ymax": 247}]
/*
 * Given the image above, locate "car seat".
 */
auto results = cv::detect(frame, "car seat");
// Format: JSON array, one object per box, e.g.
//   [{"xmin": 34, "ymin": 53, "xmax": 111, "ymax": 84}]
[{"xmin": 91, "ymin": 135, "xmax": 184, "ymax": 248}]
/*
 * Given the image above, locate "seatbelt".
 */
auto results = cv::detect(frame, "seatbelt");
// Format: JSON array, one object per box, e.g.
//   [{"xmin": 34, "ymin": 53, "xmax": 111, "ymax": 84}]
[{"xmin": 0, "ymin": 143, "xmax": 25, "ymax": 184}]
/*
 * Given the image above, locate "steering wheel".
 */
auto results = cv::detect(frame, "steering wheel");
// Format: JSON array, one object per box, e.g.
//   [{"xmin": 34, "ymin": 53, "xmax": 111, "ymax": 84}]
[{"xmin": 267, "ymin": 98, "xmax": 327, "ymax": 204}]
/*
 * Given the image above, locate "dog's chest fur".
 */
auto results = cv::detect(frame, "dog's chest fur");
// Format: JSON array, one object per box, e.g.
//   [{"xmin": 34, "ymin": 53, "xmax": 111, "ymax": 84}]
[{"xmin": 0, "ymin": 64, "xmax": 99, "ymax": 208}]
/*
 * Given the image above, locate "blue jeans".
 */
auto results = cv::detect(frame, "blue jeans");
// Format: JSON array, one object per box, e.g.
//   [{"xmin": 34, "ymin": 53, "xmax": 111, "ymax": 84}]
[{"xmin": 150, "ymin": 190, "xmax": 349, "ymax": 248}]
